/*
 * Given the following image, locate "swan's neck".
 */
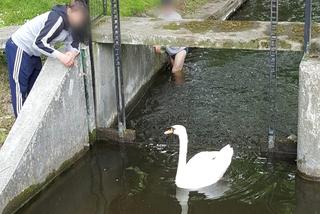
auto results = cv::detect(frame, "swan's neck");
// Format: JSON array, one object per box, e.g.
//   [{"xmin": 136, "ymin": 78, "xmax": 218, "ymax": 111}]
[{"xmin": 177, "ymin": 132, "xmax": 188, "ymax": 172}]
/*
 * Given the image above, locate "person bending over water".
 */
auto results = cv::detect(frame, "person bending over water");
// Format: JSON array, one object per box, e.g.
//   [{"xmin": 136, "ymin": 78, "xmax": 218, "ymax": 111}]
[
  {"xmin": 154, "ymin": 0, "xmax": 188, "ymax": 78},
  {"xmin": 5, "ymin": 0, "xmax": 88, "ymax": 117}
]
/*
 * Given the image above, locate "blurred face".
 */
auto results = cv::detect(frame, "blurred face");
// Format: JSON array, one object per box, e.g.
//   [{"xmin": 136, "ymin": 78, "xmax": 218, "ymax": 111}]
[
  {"xmin": 67, "ymin": 8, "xmax": 87, "ymax": 28},
  {"xmin": 161, "ymin": 4, "xmax": 175, "ymax": 14}
]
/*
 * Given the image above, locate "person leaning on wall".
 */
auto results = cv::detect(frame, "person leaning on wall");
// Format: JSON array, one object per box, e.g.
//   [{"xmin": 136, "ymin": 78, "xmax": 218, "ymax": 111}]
[{"xmin": 5, "ymin": 0, "xmax": 89, "ymax": 118}]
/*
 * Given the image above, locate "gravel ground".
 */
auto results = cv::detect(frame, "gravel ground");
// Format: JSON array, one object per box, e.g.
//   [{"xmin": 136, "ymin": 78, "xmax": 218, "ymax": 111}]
[{"xmin": 0, "ymin": 57, "xmax": 15, "ymax": 146}]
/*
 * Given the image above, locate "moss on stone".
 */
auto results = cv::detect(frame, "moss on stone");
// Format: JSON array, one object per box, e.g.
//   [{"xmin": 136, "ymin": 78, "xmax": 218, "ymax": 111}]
[
  {"xmin": 277, "ymin": 23, "xmax": 320, "ymax": 43},
  {"xmin": 163, "ymin": 20, "xmax": 256, "ymax": 33},
  {"xmin": 89, "ymin": 129, "xmax": 97, "ymax": 144}
]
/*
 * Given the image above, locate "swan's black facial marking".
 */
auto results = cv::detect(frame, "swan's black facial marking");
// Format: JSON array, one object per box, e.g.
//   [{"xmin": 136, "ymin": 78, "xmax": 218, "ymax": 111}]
[{"xmin": 164, "ymin": 127, "xmax": 175, "ymax": 135}]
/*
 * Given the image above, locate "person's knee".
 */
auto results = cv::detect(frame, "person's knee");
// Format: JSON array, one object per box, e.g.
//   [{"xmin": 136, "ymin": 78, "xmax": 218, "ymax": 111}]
[
  {"xmin": 172, "ymin": 51, "xmax": 186, "ymax": 73},
  {"xmin": 172, "ymin": 64, "xmax": 183, "ymax": 73}
]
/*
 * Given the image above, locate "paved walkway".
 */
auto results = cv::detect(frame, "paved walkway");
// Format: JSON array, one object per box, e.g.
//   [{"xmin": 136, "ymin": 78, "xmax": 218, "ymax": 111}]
[{"xmin": 184, "ymin": 0, "xmax": 246, "ymax": 20}]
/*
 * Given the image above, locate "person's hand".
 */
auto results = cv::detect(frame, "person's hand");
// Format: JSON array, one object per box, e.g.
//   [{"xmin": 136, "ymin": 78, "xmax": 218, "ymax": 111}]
[
  {"xmin": 66, "ymin": 51, "xmax": 80, "ymax": 59},
  {"xmin": 57, "ymin": 52, "xmax": 75, "ymax": 68},
  {"xmin": 154, "ymin": 45, "xmax": 162, "ymax": 54}
]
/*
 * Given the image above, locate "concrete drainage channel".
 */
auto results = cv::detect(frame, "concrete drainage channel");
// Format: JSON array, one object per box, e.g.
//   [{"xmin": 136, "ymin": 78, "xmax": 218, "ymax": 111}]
[
  {"xmin": 0, "ymin": 0, "xmax": 319, "ymax": 213},
  {"xmin": 0, "ymin": 42, "xmax": 167, "ymax": 213}
]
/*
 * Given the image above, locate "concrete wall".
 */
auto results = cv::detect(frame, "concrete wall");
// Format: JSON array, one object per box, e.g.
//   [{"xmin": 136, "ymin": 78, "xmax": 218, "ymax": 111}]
[
  {"xmin": 0, "ymin": 47, "xmax": 95, "ymax": 213},
  {"xmin": 93, "ymin": 43, "xmax": 166, "ymax": 128},
  {"xmin": 298, "ymin": 56, "xmax": 320, "ymax": 180},
  {"xmin": 0, "ymin": 42, "xmax": 166, "ymax": 212}
]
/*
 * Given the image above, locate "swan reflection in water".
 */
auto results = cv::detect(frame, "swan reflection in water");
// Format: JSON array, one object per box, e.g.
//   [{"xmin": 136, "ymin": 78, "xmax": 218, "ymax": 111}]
[{"xmin": 176, "ymin": 180, "xmax": 231, "ymax": 214}]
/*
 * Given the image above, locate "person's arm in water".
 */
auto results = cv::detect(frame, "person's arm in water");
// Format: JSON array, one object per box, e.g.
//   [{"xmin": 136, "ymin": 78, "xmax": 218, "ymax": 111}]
[{"xmin": 32, "ymin": 13, "xmax": 75, "ymax": 67}]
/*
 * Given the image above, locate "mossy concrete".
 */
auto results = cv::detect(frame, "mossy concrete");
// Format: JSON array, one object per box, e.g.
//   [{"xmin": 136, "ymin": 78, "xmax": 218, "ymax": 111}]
[{"xmin": 92, "ymin": 17, "xmax": 320, "ymax": 52}]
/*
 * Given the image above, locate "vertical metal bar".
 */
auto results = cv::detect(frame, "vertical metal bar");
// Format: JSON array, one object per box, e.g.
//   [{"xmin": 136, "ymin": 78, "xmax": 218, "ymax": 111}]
[
  {"xmin": 304, "ymin": 0, "xmax": 312, "ymax": 53},
  {"xmin": 268, "ymin": 0, "xmax": 278, "ymax": 150},
  {"xmin": 103, "ymin": 0, "xmax": 107, "ymax": 15},
  {"xmin": 111, "ymin": 0, "xmax": 126, "ymax": 135},
  {"xmin": 85, "ymin": 0, "xmax": 98, "ymax": 127}
]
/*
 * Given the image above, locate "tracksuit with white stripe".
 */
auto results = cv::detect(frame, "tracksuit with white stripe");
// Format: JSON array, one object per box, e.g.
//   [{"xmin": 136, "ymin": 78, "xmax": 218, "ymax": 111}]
[{"xmin": 5, "ymin": 5, "xmax": 80, "ymax": 117}]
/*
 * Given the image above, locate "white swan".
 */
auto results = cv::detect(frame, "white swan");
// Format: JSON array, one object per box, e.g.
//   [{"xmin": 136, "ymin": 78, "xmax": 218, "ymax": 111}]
[{"xmin": 164, "ymin": 125, "xmax": 234, "ymax": 189}]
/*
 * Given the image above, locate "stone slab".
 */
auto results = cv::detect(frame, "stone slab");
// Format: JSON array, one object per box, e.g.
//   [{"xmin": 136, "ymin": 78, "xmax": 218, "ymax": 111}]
[
  {"xmin": 184, "ymin": 0, "xmax": 246, "ymax": 20},
  {"xmin": 0, "ymin": 48, "xmax": 94, "ymax": 213},
  {"xmin": 298, "ymin": 55, "xmax": 320, "ymax": 180}
]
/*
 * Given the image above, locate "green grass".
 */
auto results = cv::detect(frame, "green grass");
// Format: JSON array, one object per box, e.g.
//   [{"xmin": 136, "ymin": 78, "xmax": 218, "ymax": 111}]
[
  {"xmin": 0, "ymin": 0, "xmax": 161, "ymax": 27},
  {"xmin": 119, "ymin": 0, "xmax": 159, "ymax": 16},
  {"xmin": 0, "ymin": 0, "xmax": 69, "ymax": 27}
]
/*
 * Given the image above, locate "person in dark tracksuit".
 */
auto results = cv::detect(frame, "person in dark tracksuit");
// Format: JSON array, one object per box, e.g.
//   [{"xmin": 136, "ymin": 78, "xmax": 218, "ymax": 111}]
[{"xmin": 5, "ymin": 0, "xmax": 88, "ymax": 117}]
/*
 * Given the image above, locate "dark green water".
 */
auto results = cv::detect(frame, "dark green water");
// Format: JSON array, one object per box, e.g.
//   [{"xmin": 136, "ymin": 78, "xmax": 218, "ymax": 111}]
[
  {"xmin": 17, "ymin": 1, "xmax": 320, "ymax": 214},
  {"xmin": 231, "ymin": 0, "xmax": 320, "ymax": 22},
  {"xmin": 19, "ymin": 49, "xmax": 320, "ymax": 214}
]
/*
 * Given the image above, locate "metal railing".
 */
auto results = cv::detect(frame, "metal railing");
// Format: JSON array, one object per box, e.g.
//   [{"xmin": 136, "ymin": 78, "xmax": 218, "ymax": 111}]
[{"xmin": 87, "ymin": 0, "xmax": 107, "ymax": 21}]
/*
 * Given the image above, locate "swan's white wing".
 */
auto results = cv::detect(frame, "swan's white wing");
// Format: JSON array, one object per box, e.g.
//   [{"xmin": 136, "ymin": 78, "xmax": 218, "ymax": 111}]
[{"xmin": 187, "ymin": 151, "xmax": 219, "ymax": 168}]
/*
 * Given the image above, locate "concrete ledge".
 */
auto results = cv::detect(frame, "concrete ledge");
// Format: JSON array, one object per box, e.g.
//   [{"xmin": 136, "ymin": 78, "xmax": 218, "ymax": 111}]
[
  {"xmin": 0, "ymin": 26, "xmax": 19, "ymax": 50},
  {"xmin": 92, "ymin": 17, "xmax": 320, "ymax": 51},
  {"xmin": 0, "ymin": 48, "xmax": 94, "ymax": 213},
  {"xmin": 93, "ymin": 44, "xmax": 166, "ymax": 128},
  {"xmin": 298, "ymin": 55, "xmax": 320, "ymax": 180}
]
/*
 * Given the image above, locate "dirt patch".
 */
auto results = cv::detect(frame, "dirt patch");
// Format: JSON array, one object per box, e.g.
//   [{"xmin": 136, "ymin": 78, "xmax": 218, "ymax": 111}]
[{"xmin": 0, "ymin": 54, "xmax": 15, "ymax": 146}]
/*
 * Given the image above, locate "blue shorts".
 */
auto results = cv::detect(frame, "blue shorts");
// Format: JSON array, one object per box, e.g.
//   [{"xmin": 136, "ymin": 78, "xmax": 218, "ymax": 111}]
[
  {"xmin": 169, "ymin": 48, "xmax": 189, "ymax": 59},
  {"xmin": 5, "ymin": 38, "xmax": 42, "ymax": 117}
]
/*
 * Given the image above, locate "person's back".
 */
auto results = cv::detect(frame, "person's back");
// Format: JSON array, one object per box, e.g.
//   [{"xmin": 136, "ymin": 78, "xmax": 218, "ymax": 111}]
[{"xmin": 12, "ymin": 5, "xmax": 80, "ymax": 58}]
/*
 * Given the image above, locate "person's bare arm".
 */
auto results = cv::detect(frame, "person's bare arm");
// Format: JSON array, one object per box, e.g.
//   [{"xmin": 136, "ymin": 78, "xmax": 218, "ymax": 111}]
[{"xmin": 154, "ymin": 45, "xmax": 162, "ymax": 54}]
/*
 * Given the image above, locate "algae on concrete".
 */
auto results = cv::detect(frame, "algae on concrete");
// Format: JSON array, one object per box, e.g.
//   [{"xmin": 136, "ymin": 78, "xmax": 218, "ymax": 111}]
[
  {"xmin": 276, "ymin": 23, "xmax": 320, "ymax": 43},
  {"xmin": 163, "ymin": 20, "xmax": 256, "ymax": 33}
]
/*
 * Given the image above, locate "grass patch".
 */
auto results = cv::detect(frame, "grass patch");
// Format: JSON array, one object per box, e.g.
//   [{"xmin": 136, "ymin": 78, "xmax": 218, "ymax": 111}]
[
  {"xmin": 0, "ymin": 0, "xmax": 69, "ymax": 27},
  {"xmin": 0, "ymin": 0, "xmax": 162, "ymax": 27},
  {"xmin": 119, "ymin": 0, "xmax": 159, "ymax": 16},
  {"xmin": 181, "ymin": 0, "xmax": 209, "ymax": 15}
]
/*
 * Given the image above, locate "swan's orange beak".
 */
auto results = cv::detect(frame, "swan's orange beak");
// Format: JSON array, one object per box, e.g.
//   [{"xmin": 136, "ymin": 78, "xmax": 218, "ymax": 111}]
[{"xmin": 164, "ymin": 128, "xmax": 174, "ymax": 135}]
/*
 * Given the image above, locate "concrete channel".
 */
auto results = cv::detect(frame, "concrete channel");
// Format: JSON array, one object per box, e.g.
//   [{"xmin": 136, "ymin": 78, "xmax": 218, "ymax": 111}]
[{"xmin": 0, "ymin": 0, "xmax": 320, "ymax": 213}]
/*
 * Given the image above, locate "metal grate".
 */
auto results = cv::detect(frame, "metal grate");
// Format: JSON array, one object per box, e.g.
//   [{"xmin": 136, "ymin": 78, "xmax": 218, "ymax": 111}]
[{"xmin": 268, "ymin": 0, "xmax": 278, "ymax": 149}]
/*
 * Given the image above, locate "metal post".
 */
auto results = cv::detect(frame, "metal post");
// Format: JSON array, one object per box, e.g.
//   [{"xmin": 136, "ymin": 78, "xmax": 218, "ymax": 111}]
[
  {"xmin": 268, "ymin": 0, "xmax": 279, "ymax": 150},
  {"xmin": 85, "ymin": 0, "xmax": 98, "ymax": 127},
  {"xmin": 304, "ymin": 0, "xmax": 312, "ymax": 53},
  {"xmin": 103, "ymin": 0, "xmax": 107, "ymax": 15},
  {"xmin": 111, "ymin": 0, "xmax": 127, "ymax": 135}
]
